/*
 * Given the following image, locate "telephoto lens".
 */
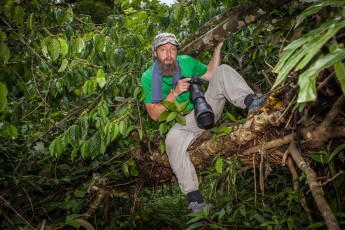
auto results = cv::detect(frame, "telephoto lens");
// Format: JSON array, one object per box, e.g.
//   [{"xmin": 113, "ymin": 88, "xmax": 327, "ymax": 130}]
[{"xmin": 189, "ymin": 76, "xmax": 215, "ymax": 129}]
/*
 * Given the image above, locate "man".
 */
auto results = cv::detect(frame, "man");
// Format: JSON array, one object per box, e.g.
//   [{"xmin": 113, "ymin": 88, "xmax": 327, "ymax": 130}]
[{"xmin": 140, "ymin": 33, "xmax": 266, "ymax": 213}]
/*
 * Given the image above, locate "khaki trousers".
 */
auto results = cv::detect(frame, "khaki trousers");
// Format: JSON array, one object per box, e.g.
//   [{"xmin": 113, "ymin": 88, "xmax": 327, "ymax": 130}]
[{"xmin": 165, "ymin": 64, "xmax": 254, "ymax": 194}]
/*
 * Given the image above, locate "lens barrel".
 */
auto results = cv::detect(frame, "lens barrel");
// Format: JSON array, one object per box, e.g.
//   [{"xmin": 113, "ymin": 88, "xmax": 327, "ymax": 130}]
[{"xmin": 189, "ymin": 77, "xmax": 214, "ymax": 129}]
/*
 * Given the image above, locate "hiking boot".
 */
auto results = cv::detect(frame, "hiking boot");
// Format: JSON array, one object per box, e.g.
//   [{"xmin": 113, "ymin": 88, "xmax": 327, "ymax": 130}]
[
  {"xmin": 248, "ymin": 94, "xmax": 268, "ymax": 115},
  {"xmin": 188, "ymin": 201, "xmax": 206, "ymax": 213}
]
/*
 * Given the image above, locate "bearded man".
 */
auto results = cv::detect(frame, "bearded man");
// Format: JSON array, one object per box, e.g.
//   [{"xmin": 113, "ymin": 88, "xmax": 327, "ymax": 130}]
[{"xmin": 140, "ymin": 33, "xmax": 267, "ymax": 213}]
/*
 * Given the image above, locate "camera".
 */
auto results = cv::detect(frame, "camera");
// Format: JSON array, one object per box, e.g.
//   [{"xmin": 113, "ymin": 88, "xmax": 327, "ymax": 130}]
[{"xmin": 189, "ymin": 76, "xmax": 214, "ymax": 129}]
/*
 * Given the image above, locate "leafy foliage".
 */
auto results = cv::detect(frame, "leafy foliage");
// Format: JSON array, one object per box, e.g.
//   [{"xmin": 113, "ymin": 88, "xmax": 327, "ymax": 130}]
[{"xmin": 0, "ymin": 0, "xmax": 344, "ymax": 229}]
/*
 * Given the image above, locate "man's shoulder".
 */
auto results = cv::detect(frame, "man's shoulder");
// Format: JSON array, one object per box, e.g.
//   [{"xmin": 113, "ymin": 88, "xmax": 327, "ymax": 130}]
[
  {"xmin": 177, "ymin": 55, "xmax": 193, "ymax": 61},
  {"xmin": 141, "ymin": 66, "xmax": 153, "ymax": 81}
]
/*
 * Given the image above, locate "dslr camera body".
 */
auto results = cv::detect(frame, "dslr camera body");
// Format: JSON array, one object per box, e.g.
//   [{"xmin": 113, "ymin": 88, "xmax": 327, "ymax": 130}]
[{"xmin": 188, "ymin": 76, "xmax": 214, "ymax": 129}]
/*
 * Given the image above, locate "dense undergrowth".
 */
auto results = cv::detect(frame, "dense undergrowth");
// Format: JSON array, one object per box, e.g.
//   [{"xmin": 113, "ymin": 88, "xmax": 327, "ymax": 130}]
[{"xmin": 1, "ymin": 0, "xmax": 345, "ymax": 229}]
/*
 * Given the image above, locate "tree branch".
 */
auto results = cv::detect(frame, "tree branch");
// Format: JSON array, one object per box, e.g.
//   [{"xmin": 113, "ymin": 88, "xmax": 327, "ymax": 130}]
[{"xmin": 288, "ymin": 141, "xmax": 340, "ymax": 230}]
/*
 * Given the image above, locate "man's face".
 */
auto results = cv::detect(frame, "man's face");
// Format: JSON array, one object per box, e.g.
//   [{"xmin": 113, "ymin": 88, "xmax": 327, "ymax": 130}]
[{"xmin": 154, "ymin": 43, "xmax": 178, "ymax": 76}]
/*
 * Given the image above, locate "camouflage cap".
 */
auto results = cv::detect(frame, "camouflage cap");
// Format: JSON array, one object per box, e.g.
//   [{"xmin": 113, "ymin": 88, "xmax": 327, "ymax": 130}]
[{"xmin": 152, "ymin": 33, "xmax": 179, "ymax": 53}]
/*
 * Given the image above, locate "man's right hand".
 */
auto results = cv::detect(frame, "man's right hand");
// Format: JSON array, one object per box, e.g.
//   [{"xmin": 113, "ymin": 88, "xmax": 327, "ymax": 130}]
[{"xmin": 174, "ymin": 78, "xmax": 191, "ymax": 95}]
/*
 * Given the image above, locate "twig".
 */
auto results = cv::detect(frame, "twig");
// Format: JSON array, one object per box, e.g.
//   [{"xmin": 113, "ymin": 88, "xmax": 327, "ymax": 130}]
[
  {"xmin": 40, "ymin": 219, "xmax": 46, "ymax": 230},
  {"xmin": 21, "ymin": 186, "xmax": 35, "ymax": 218},
  {"xmin": 289, "ymin": 141, "xmax": 340, "ymax": 230},
  {"xmin": 243, "ymin": 134, "xmax": 294, "ymax": 155},
  {"xmin": 316, "ymin": 71, "xmax": 335, "ymax": 92},
  {"xmin": 261, "ymin": 70, "xmax": 273, "ymax": 87},
  {"xmin": 0, "ymin": 196, "xmax": 35, "ymax": 229},
  {"xmin": 259, "ymin": 149, "xmax": 265, "ymax": 208},
  {"xmin": 320, "ymin": 170, "xmax": 344, "ymax": 187},
  {"xmin": 131, "ymin": 182, "xmax": 144, "ymax": 214}
]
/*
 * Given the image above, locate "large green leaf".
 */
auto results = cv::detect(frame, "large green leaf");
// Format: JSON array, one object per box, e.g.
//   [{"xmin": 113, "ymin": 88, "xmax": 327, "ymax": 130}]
[
  {"xmin": 104, "ymin": 122, "xmax": 119, "ymax": 145},
  {"xmin": 296, "ymin": 20, "xmax": 345, "ymax": 71},
  {"xmin": 59, "ymin": 38, "xmax": 69, "ymax": 57},
  {"xmin": 297, "ymin": 48, "xmax": 345, "ymax": 102},
  {"xmin": 76, "ymin": 36, "xmax": 85, "ymax": 53},
  {"xmin": 58, "ymin": 59, "xmax": 69, "ymax": 72},
  {"xmin": 68, "ymin": 125, "xmax": 81, "ymax": 147},
  {"xmin": 49, "ymin": 38, "xmax": 61, "ymax": 62},
  {"xmin": 329, "ymin": 43, "xmax": 345, "ymax": 95},
  {"xmin": 49, "ymin": 134, "xmax": 68, "ymax": 157}
]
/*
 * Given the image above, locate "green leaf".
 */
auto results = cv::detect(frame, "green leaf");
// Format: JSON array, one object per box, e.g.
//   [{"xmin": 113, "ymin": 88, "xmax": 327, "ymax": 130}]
[
  {"xmin": 27, "ymin": 13, "xmax": 35, "ymax": 31},
  {"xmin": 329, "ymin": 143, "xmax": 345, "ymax": 163},
  {"xmin": 119, "ymin": 120, "xmax": 126, "ymax": 136},
  {"xmin": 80, "ymin": 142, "xmax": 90, "ymax": 158},
  {"xmin": 298, "ymin": 48, "xmax": 345, "ymax": 103},
  {"xmin": 58, "ymin": 59, "xmax": 69, "ymax": 72},
  {"xmin": 174, "ymin": 100, "xmax": 188, "ymax": 112},
  {"xmin": 0, "ymin": 42, "xmax": 10, "ymax": 65},
  {"xmin": 71, "ymin": 147, "xmax": 79, "ymax": 161},
  {"xmin": 175, "ymin": 114, "xmax": 186, "ymax": 125},
  {"xmin": 296, "ymin": 20, "xmax": 345, "ymax": 71},
  {"xmin": 226, "ymin": 112, "xmax": 237, "ymax": 123},
  {"xmin": 94, "ymin": 34, "xmax": 105, "ymax": 52},
  {"xmin": 122, "ymin": 163, "xmax": 129, "ymax": 177},
  {"xmin": 49, "ymin": 135, "xmax": 68, "ymax": 157},
  {"xmin": 3, "ymin": 0, "xmax": 14, "ymax": 20},
  {"xmin": 63, "ymin": 7, "xmax": 73, "ymax": 24},
  {"xmin": 159, "ymin": 140, "xmax": 165, "ymax": 154},
  {"xmin": 59, "ymin": 38, "xmax": 69, "ymax": 57},
  {"xmin": 159, "ymin": 122, "xmax": 168, "ymax": 136},
  {"xmin": 68, "ymin": 125, "xmax": 80, "ymax": 147},
  {"xmin": 0, "ymin": 82, "xmax": 8, "ymax": 112},
  {"xmin": 96, "ymin": 69, "xmax": 106, "ymax": 88},
  {"xmin": 215, "ymin": 158, "xmax": 223, "ymax": 173},
  {"xmin": 76, "ymin": 36, "xmax": 85, "ymax": 53},
  {"xmin": 89, "ymin": 132, "xmax": 102, "ymax": 157},
  {"xmin": 166, "ymin": 111, "xmax": 177, "ymax": 123},
  {"xmin": 159, "ymin": 111, "xmax": 170, "ymax": 122},
  {"xmin": 13, "ymin": 5, "xmax": 25, "ymax": 26},
  {"xmin": 83, "ymin": 80, "xmax": 97, "ymax": 95},
  {"xmin": 295, "ymin": 4, "xmax": 324, "ymax": 28},
  {"xmin": 49, "ymin": 38, "xmax": 61, "ymax": 62},
  {"xmin": 330, "ymin": 43, "xmax": 345, "ymax": 95},
  {"xmin": 200, "ymin": 0, "xmax": 210, "ymax": 10},
  {"xmin": 305, "ymin": 222, "xmax": 326, "ymax": 229},
  {"xmin": 66, "ymin": 215, "xmax": 81, "ymax": 229},
  {"xmin": 161, "ymin": 101, "xmax": 176, "ymax": 111},
  {"xmin": 104, "ymin": 122, "xmax": 119, "ymax": 145}
]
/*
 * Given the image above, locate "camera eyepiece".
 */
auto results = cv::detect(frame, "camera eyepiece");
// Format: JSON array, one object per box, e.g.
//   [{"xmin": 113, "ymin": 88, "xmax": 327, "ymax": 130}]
[{"xmin": 189, "ymin": 76, "xmax": 214, "ymax": 129}]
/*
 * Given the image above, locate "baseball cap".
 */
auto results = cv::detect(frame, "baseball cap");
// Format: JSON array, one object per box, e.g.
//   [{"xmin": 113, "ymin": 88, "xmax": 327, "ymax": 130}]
[{"xmin": 152, "ymin": 33, "xmax": 179, "ymax": 53}]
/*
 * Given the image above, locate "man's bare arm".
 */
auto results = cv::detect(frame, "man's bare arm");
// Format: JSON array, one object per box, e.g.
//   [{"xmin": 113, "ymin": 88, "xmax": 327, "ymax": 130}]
[{"xmin": 200, "ymin": 42, "xmax": 223, "ymax": 81}]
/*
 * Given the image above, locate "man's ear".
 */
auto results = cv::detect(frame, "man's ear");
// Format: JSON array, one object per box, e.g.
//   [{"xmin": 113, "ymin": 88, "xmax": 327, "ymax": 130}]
[{"xmin": 153, "ymin": 51, "xmax": 157, "ymax": 58}]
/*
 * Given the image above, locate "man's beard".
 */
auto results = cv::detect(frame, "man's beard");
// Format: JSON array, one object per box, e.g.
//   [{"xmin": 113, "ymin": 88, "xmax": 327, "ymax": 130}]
[{"xmin": 159, "ymin": 58, "xmax": 178, "ymax": 76}]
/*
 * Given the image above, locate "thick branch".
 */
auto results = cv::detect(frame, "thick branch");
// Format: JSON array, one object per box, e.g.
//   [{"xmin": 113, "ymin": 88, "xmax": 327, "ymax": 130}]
[
  {"xmin": 179, "ymin": 0, "xmax": 290, "ymax": 57},
  {"xmin": 289, "ymin": 141, "xmax": 340, "ymax": 230}
]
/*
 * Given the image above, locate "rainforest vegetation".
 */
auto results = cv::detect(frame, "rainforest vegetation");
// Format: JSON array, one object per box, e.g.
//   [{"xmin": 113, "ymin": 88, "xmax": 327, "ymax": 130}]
[{"xmin": 0, "ymin": 0, "xmax": 345, "ymax": 229}]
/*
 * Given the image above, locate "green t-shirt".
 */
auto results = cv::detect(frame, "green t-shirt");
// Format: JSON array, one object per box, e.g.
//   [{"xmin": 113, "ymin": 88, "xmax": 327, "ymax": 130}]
[{"xmin": 140, "ymin": 55, "xmax": 207, "ymax": 110}]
